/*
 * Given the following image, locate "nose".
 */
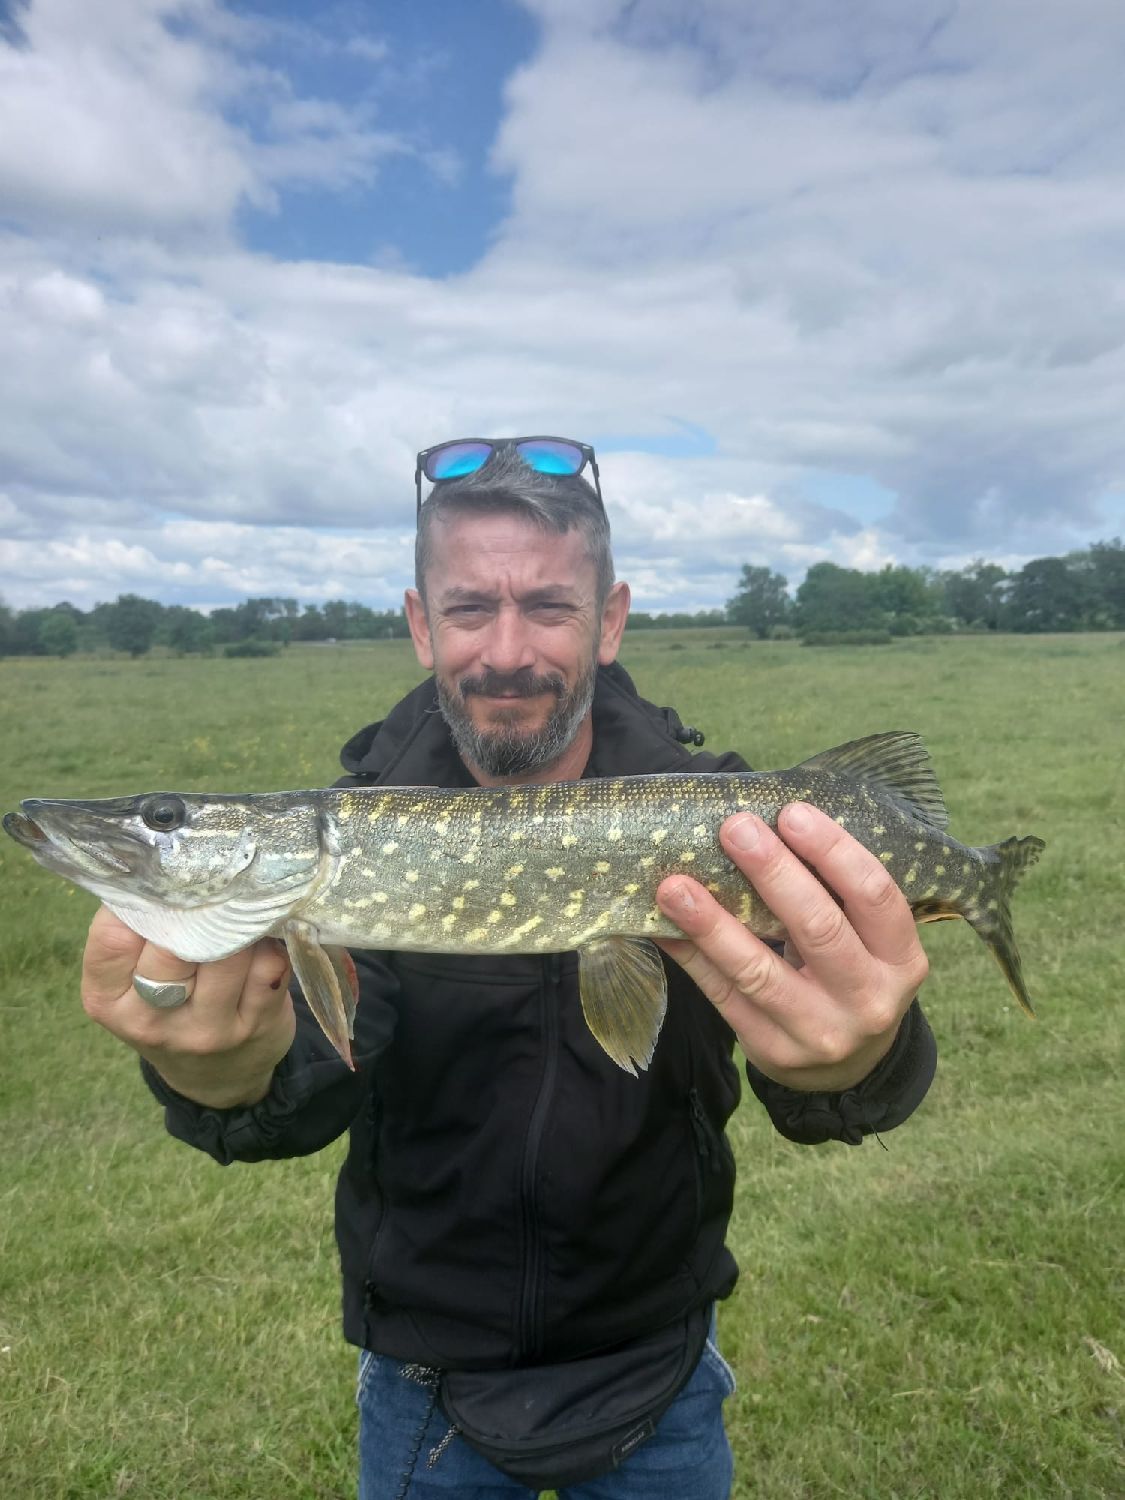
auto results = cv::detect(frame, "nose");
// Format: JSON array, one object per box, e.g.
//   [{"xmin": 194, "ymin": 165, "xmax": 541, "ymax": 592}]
[{"xmin": 480, "ymin": 605, "xmax": 536, "ymax": 675}]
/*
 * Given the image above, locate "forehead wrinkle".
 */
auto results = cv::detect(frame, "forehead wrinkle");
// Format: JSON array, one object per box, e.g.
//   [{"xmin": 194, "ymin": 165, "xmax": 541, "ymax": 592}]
[{"xmin": 426, "ymin": 521, "xmax": 599, "ymax": 610}]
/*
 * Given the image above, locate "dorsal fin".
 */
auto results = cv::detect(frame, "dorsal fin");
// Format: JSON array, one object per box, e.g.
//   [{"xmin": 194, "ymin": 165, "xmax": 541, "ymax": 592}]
[{"xmin": 796, "ymin": 731, "xmax": 950, "ymax": 829}]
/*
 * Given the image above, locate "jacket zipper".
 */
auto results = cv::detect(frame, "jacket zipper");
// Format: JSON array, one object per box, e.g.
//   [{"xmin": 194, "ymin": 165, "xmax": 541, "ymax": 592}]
[{"xmin": 517, "ymin": 954, "xmax": 561, "ymax": 1360}]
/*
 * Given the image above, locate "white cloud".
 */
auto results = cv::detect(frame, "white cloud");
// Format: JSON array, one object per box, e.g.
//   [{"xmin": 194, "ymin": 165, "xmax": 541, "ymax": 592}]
[{"xmin": 1, "ymin": 0, "xmax": 1124, "ymax": 615}]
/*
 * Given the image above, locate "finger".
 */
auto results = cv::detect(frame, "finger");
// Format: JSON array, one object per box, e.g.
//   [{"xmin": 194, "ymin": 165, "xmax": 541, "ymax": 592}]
[
  {"xmin": 653, "ymin": 917, "xmax": 800, "ymax": 1067},
  {"xmin": 235, "ymin": 938, "xmax": 292, "ymax": 1024},
  {"xmin": 656, "ymin": 874, "xmax": 790, "ymax": 1015},
  {"xmin": 81, "ymin": 906, "xmax": 148, "ymax": 1008},
  {"xmin": 718, "ymin": 811, "xmax": 869, "ymax": 985},
  {"xmin": 775, "ymin": 803, "xmax": 923, "ymax": 971}
]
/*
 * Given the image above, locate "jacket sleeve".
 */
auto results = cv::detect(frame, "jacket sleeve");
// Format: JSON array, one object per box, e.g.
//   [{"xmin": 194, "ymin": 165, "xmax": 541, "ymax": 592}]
[
  {"xmin": 744, "ymin": 998, "xmax": 937, "ymax": 1145},
  {"xmin": 140, "ymin": 949, "xmax": 399, "ymax": 1166}
]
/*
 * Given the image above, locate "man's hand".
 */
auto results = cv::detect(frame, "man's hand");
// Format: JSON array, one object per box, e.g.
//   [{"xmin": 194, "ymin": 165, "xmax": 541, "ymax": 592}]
[
  {"xmin": 655, "ymin": 803, "xmax": 928, "ymax": 1093},
  {"xmin": 81, "ymin": 907, "xmax": 296, "ymax": 1109}
]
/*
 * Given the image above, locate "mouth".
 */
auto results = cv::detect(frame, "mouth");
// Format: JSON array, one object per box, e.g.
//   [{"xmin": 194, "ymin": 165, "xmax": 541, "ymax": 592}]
[
  {"xmin": 4, "ymin": 803, "xmax": 136, "ymax": 875},
  {"xmin": 2, "ymin": 810, "xmax": 48, "ymax": 849}
]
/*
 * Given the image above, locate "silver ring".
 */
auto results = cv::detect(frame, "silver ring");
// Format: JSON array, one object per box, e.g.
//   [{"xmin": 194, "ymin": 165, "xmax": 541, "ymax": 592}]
[{"xmin": 133, "ymin": 973, "xmax": 193, "ymax": 1009}]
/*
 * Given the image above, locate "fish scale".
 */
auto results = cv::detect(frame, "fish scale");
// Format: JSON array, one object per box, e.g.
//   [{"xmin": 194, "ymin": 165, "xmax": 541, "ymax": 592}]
[{"xmin": 3, "ymin": 731, "xmax": 1045, "ymax": 1076}]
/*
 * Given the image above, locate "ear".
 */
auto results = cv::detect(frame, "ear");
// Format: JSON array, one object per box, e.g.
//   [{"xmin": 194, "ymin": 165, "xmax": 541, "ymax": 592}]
[
  {"xmin": 597, "ymin": 582, "xmax": 631, "ymax": 665},
  {"xmin": 404, "ymin": 589, "xmax": 434, "ymax": 670}
]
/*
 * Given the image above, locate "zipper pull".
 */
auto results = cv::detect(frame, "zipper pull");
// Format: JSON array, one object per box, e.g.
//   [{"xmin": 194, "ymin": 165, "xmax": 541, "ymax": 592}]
[{"xmin": 688, "ymin": 1089, "xmax": 715, "ymax": 1166}]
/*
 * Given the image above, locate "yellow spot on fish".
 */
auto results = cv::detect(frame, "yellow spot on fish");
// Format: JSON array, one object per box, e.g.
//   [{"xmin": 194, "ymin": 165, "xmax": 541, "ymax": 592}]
[
  {"xmin": 433, "ymin": 820, "xmax": 450, "ymax": 837},
  {"xmin": 568, "ymin": 889, "xmax": 585, "ymax": 903},
  {"xmin": 509, "ymin": 830, "xmax": 525, "ymax": 842},
  {"xmin": 624, "ymin": 883, "xmax": 640, "ymax": 895},
  {"xmin": 835, "ymin": 815, "xmax": 848, "ymax": 825},
  {"xmin": 880, "ymin": 851, "xmax": 895, "ymax": 863},
  {"xmin": 461, "ymin": 852, "xmax": 477, "ymax": 864},
  {"xmin": 904, "ymin": 868, "xmax": 917, "ymax": 886},
  {"xmin": 545, "ymin": 867, "xmax": 564, "ymax": 881},
  {"xmin": 693, "ymin": 824, "xmax": 707, "ymax": 839},
  {"xmin": 506, "ymin": 864, "xmax": 525, "ymax": 878},
  {"xmin": 962, "ymin": 862, "xmax": 971, "ymax": 874},
  {"xmin": 408, "ymin": 903, "xmax": 426, "ymax": 921},
  {"xmin": 935, "ymin": 864, "xmax": 945, "ymax": 876},
  {"xmin": 452, "ymin": 895, "xmax": 466, "ymax": 911},
  {"xmin": 987, "ymin": 899, "xmax": 999, "ymax": 912},
  {"xmin": 872, "ymin": 825, "xmax": 885, "ymax": 836},
  {"xmin": 508, "ymin": 914, "xmax": 544, "ymax": 941},
  {"xmin": 651, "ymin": 828, "xmax": 668, "ymax": 844},
  {"xmin": 373, "ymin": 892, "xmax": 388, "ymax": 904},
  {"xmin": 382, "ymin": 841, "xmax": 399, "ymax": 856},
  {"xmin": 706, "ymin": 881, "xmax": 721, "ymax": 894},
  {"xmin": 487, "ymin": 910, "xmax": 503, "ymax": 925},
  {"xmin": 561, "ymin": 833, "xmax": 578, "ymax": 848},
  {"xmin": 564, "ymin": 902, "xmax": 582, "ymax": 919},
  {"xmin": 594, "ymin": 860, "xmax": 611, "ymax": 874},
  {"xmin": 914, "ymin": 841, "xmax": 925, "ymax": 852},
  {"xmin": 466, "ymin": 927, "xmax": 488, "ymax": 943},
  {"xmin": 464, "ymin": 879, "xmax": 480, "ymax": 891},
  {"xmin": 679, "ymin": 850, "xmax": 696, "ymax": 863},
  {"xmin": 405, "ymin": 870, "xmax": 419, "ymax": 883},
  {"xmin": 500, "ymin": 892, "xmax": 517, "ymax": 907},
  {"xmin": 640, "ymin": 855, "xmax": 655, "ymax": 869},
  {"xmin": 441, "ymin": 913, "xmax": 458, "ymax": 932},
  {"xmin": 608, "ymin": 827, "xmax": 623, "ymax": 841}
]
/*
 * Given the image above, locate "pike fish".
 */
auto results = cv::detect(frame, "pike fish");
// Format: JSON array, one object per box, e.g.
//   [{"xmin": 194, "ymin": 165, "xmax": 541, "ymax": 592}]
[{"xmin": 3, "ymin": 731, "xmax": 1044, "ymax": 1075}]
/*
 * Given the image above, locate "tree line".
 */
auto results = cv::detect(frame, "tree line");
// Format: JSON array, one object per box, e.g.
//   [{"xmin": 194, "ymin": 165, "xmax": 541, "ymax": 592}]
[
  {"xmin": 2, "ymin": 539, "xmax": 1122, "ymax": 657},
  {"xmin": 725, "ymin": 540, "xmax": 1125, "ymax": 642}
]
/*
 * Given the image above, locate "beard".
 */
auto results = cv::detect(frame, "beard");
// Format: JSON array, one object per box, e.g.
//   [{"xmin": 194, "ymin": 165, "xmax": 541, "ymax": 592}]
[{"xmin": 436, "ymin": 657, "xmax": 599, "ymax": 778}]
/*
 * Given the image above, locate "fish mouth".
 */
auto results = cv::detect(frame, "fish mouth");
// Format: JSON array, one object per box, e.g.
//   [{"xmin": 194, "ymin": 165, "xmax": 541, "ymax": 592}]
[
  {"xmin": 5, "ymin": 801, "xmax": 140, "ymax": 877},
  {"xmin": 3, "ymin": 810, "xmax": 49, "ymax": 849}
]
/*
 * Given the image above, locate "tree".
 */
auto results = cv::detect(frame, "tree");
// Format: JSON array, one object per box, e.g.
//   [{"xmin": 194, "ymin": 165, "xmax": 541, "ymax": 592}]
[
  {"xmin": 1086, "ymin": 538, "xmax": 1125, "ymax": 627},
  {"xmin": 105, "ymin": 594, "xmax": 160, "ymax": 657},
  {"xmin": 794, "ymin": 563, "xmax": 882, "ymax": 637},
  {"xmin": 1004, "ymin": 557, "xmax": 1092, "ymax": 632},
  {"xmin": 726, "ymin": 565, "xmax": 791, "ymax": 638},
  {"xmin": 942, "ymin": 560, "xmax": 1009, "ymax": 630},
  {"xmin": 161, "ymin": 606, "xmax": 214, "ymax": 654},
  {"xmin": 38, "ymin": 609, "xmax": 79, "ymax": 657}
]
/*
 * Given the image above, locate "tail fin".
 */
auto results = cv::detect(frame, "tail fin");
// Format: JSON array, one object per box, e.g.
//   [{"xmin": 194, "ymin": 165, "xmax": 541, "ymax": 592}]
[{"xmin": 963, "ymin": 836, "xmax": 1046, "ymax": 1016}]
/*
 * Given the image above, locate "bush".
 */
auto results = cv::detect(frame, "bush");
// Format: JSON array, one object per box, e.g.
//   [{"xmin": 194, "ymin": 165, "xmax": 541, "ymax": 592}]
[
  {"xmin": 799, "ymin": 629, "xmax": 893, "ymax": 647},
  {"xmin": 223, "ymin": 639, "xmax": 280, "ymax": 658},
  {"xmin": 768, "ymin": 623, "xmax": 795, "ymax": 641}
]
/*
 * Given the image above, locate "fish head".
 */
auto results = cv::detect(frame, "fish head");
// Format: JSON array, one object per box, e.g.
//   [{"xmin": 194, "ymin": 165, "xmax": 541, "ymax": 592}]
[{"xmin": 3, "ymin": 791, "xmax": 328, "ymax": 961}]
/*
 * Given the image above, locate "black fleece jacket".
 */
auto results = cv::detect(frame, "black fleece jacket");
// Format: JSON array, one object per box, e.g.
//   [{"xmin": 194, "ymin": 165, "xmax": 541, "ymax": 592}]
[{"xmin": 143, "ymin": 663, "xmax": 936, "ymax": 1370}]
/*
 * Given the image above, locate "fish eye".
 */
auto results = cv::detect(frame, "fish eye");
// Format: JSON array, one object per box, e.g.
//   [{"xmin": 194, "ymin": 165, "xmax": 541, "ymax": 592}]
[{"xmin": 140, "ymin": 795, "xmax": 187, "ymax": 833}]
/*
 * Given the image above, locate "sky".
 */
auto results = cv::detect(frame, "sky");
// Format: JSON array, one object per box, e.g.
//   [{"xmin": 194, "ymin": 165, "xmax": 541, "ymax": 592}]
[{"xmin": 2, "ymin": 0, "xmax": 1124, "ymax": 614}]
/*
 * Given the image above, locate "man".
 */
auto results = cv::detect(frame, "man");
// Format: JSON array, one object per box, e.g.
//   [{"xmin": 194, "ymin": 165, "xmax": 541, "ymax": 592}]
[{"xmin": 81, "ymin": 438, "xmax": 936, "ymax": 1498}]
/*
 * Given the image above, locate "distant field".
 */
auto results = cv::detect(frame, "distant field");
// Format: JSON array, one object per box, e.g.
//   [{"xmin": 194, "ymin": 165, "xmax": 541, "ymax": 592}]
[{"xmin": 1, "ymin": 633, "xmax": 1122, "ymax": 1499}]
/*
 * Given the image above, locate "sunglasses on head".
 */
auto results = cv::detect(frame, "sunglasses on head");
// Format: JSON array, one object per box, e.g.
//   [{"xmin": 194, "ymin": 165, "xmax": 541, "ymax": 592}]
[{"xmin": 415, "ymin": 436, "xmax": 603, "ymax": 514}]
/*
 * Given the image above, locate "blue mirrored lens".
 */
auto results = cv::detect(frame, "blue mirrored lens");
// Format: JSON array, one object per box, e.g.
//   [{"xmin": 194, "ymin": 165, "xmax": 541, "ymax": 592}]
[
  {"xmin": 516, "ymin": 439, "xmax": 584, "ymax": 475},
  {"xmin": 427, "ymin": 442, "xmax": 493, "ymax": 480}
]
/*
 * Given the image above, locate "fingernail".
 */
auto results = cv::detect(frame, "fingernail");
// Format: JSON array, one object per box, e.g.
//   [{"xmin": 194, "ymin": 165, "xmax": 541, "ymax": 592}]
[
  {"xmin": 784, "ymin": 803, "xmax": 812, "ymax": 833},
  {"xmin": 726, "ymin": 814, "xmax": 761, "ymax": 851},
  {"xmin": 663, "ymin": 880, "xmax": 697, "ymax": 914}
]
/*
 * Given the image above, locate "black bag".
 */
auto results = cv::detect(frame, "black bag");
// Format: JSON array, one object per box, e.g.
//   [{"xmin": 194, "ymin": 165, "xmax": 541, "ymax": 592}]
[{"xmin": 437, "ymin": 1306, "xmax": 710, "ymax": 1490}]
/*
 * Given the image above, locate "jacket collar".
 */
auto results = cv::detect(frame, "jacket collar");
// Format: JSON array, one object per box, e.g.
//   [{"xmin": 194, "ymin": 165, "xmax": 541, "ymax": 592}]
[{"xmin": 338, "ymin": 662, "xmax": 700, "ymax": 789}]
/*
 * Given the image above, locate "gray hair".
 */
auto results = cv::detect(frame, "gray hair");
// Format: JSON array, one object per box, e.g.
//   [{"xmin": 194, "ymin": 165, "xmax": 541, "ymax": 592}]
[{"xmin": 415, "ymin": 446, "xmax": 614, "ymax": 604}]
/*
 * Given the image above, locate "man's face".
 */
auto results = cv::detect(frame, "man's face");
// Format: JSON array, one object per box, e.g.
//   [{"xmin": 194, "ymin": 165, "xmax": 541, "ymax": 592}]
[{"xmin": 405, "ymin": 510, "xmax": 628, "ymax": 779}]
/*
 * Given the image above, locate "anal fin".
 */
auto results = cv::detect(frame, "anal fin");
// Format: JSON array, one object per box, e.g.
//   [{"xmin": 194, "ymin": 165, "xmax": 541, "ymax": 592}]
[
  {"xmin": 578, "ymin": 937, "xmax": 668, "ymax": 1076},
  {"xmin": 282, "ymin": 919, "xmax": 359, "ymax": 1070}
]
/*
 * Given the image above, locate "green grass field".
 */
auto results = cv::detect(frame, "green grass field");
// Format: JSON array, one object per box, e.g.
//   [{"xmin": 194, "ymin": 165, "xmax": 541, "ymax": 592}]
[{"xmin": 1, "ymin": 633, "xmax": 1122, "ymax": 1499}]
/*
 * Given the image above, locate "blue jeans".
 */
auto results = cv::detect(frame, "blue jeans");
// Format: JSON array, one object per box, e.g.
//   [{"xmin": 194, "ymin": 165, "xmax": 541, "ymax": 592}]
[{"xmin": 356, "ymin": 1319, "xmax": 736, "ymax": 1500}]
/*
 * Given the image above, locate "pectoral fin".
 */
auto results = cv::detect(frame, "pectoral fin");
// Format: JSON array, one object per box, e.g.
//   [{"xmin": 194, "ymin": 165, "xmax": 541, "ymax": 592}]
[
  {"xmin": 282, "ymin": 919, "xmax": 359, "ymax": 1070},
  {"xmin": 578, "ymin": 937, "xmax": 668, "ymax": 1076}
]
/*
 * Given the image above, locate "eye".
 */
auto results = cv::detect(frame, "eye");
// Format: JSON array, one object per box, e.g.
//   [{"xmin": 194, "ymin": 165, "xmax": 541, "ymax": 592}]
[{"xmin": 140, "ymin": 795, "xmax": 186, "ymax": 833}]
